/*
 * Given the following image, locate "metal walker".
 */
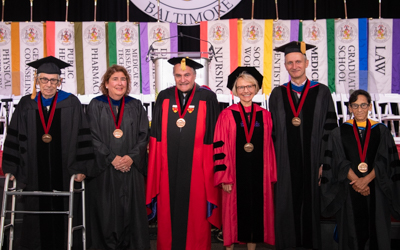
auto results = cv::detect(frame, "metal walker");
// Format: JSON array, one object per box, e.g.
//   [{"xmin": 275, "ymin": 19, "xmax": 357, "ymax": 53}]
[{"xmin": 0, "ymin": 173, "xmax": 86, "ymax": 250}]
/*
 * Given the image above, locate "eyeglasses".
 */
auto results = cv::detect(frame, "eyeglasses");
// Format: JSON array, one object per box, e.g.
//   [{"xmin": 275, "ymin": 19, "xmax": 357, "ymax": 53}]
[
  {"xmin": 236, "ymin": 85, "xmax": 256, "ymax": 91},
  {"xmin": 350, "ymin": 103, "xmax": 369, "ymax": 109},
  {"xmin": 39, "ymin": 77, "xmax": 60, "ymax": 85}
]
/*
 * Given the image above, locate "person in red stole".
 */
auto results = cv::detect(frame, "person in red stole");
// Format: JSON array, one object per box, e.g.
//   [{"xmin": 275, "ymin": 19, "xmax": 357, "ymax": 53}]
[
  {"xmin": 321, "ymin": 90, "xmax": 400, "ymax": 250},
  {"xmin": 214, "ymin": 67, "xmax": 277, "ymax": 250},
  {"xmin": 146, "ymin": 57, "xmax": 221, "ymax": 250}
]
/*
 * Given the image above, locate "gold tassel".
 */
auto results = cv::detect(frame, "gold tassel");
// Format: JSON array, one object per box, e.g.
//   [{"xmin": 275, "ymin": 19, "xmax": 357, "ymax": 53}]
[
  {"xmin": 31, "ymin": 71, "xmax": 37, "ymax": 99},
  {"xmin": 181, "ymin": 58, "xmax": 186, "ymax": 71},
  {"xmin": 300, "ymin": 41, "xmax": 306, "ymax": 54}
]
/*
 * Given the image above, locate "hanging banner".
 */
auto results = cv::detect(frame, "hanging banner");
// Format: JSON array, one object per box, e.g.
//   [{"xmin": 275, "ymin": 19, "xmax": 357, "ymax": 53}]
[
  {"xmin": 368, "ymin": 19, "xmax": 393, "ymax": 93},
  {"xmin": 272, "ymin": 20, "xmax": 299, "ymax": 89},
  {"xmin": 46, "ymin": 21, "xmax": 77, "ymax": 95},
  {"xmin": 131, "ymin": 0, "xmax": 242, "ymax": 26},
  {"xmin": 302, "ymin": 20, "xmax": 329, "ymax": 86},
  {"xmin": 393, "ymin": 19, "xmax": 400, "ymax": 94},
  {"xmin": 18, "ymin": 22, "xmax": 45, "ymax": 96},
  {"xmin": 0, "ymin": 22, "xmax": 12, "ymax": 96},
  {"xmin": 238, "ymin": 19, "xmax": 273, "ymax": 95},
  {"xmin": 200, "ymin": 19, "xmax": 238, "ymax": 94},
  {"xmin": 140, "ymin": 22, "xmax": 178, "ymax": 95},
  {"xmin": 81, "ymin": 22, "xmax": 108, "ymax": 95},
  {"xmin": 108, "ymin": 22, "xmax": 141, "ymax": 94},
  {"xmin": 334, "ymin": 18, "xmax": 368, "ymax": 94}
]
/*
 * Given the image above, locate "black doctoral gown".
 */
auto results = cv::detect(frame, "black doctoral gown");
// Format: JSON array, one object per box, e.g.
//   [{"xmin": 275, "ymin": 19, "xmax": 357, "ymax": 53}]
[
  {"xmin": 86, "ymin": 95, "xmax": 150, "ymax": 250},
  {"xmin": 269, "ymin": 80, "xmax": 338, "ymax": 249},
  {"xmin": 321, "ymin": 120, "xmax": 400, "ymax": 250},
  {"xmin": 2, "ymin": 91, "xmax": 94, "ymax": 250}
]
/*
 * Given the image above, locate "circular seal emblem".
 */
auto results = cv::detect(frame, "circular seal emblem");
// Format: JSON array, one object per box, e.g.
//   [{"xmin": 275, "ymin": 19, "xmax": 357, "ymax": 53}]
[
  {"xmin": 303, "ymin": 21, "xmax": 325, "ymax": 44},
  {"xmin": 273, "ymin": 21, "xmax": 290, "ymax": 45},
  {"xmin": 84, "ymin": 25, "xmax": 105, "ymax": 46},
  {"xmin": 117, "ymin": 25, "xmax": 138, "ymax": 46},
  {"xmin": 130, "ymin": 0, "xmax": 241, "ymax": 26},
  {"xmin": 57, "ymin": 28, "xmax": 74, "ymax": 46},
  {"xmin": 0, "ymin": 24, "xmax": 11, "ymax": 46},
  {"xmin": 209, "ymin": 23, "xmax": 228, "ymax": 44},
  {"xmin": 242, "ymin": 21, "xmax": 263, "ymax": 44},
  {"xmin": 370, "ymin": 22, "xmax": 391, "ymax": 43},
  {"xmin": 336, "ymin": 21, "xmax": 357, "ymax": 43},
  {"xmin": 149, "ymin": 25, "xmax": 168, "ymax": 47},
  {"xmin": 21, "ymin": 25, "xmax": 43, "ymax": 46}
]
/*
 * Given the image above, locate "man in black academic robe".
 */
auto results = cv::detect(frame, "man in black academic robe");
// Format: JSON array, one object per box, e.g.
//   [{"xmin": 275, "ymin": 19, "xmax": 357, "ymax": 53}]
[
  {"xmin": 269, "ymin": 42, "xmax": 338, "ymax": 250},
  {"xmin": 2, "ymin": 56, "xmax": 94, "ymax": 249},
  {"xmin": 146, "ymin": 57, "xmax": 221, "ymax": 250}
]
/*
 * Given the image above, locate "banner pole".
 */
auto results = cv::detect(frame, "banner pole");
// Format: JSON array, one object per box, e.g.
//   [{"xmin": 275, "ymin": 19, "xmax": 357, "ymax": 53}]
[
  {"xmin": 344, "ymin": 0, "xmax": 348, "ymax": 19},
  {"xmin": 275, "ymin": 0, "xmax": 279, "ymax": 21},
  {"xmin": 379, "ymin": 0, "xmax": 381, "ymax": 19},
  {"xmin": 30, "ymin": 0, "xmax": 33, "ymax": 22},
  {"xmin": 251, "ymin": 0, "xmax": 255, "ymax": 20},
  {"xmin": 127, "ymin": 0, "xmax": 129, "ymax": 22},
  {"xmin": 1, "ymin": 0, "xmax": 5, "ymax": 22},
  {"xmin": 65, "ymin": 0, "xmax": 69, "ymax": 22},
  {"xmin": 218, "ymin": 0, "xmax": 221, "ymax": 20},
  {"xmin": 157, "ymin": 0, "xmax": 160, "ymax": 22},
  {"xmin": 314, "ymin": 0, "xmax": 317, "ymax": 21},
  {"xmin": 94, "ymin": 0, "xmax": 97, "ymax": 22}
]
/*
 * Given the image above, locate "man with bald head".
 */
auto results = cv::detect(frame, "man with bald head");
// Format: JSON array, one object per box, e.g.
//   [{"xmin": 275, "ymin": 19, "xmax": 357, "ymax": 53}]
[{"xmin": 146, "ymin": 57, "xmax": 221, "ymax": 250}]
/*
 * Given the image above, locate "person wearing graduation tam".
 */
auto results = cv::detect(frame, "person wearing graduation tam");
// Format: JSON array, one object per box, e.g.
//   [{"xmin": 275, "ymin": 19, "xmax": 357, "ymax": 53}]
[
  {"xmin": 213, "ymin": 67, "xmax": 277, "ymax": 250},
  {"xmin": 268, "ymin": 41, "xmax": 338, "ymax": 250},
  {"xmin": 1, "ymin": 56, "xmax": 94, "ymax": 249},
  {"xmin": 146, "ymin": 57, "xmax": 221, "ymax": 250},
  {"xmin": 85, "ymin": 64, "xmax": 150, "ymax": 249},
  {"xmin": 321, "ymin": 89, "xmax": 400, "ymax": 250}
]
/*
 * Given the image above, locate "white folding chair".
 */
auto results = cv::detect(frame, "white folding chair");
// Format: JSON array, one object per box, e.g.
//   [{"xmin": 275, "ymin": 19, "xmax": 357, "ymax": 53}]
[
  {"xmin": 375, "ymin": 93, "xmax": 400, "ymax": 137},
  {"xmin": 251, "ymin": 94, "xmax": 267, "ymax": 109},
  {"xmin": 217, "ymin": 94, "xmax": 233, "ymax": 108},
  {"xmin": 142, "ymin": 94, "xmax": 155, "ymax": 121}
]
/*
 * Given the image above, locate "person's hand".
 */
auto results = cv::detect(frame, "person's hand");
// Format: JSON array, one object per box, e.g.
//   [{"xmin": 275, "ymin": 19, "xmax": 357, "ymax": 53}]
[
  {"xmin": 74, "ymin": 173, "xmax": 86, "ymax": 182},
  {"xmin": 350, "ymin": 177, "xmax": 370, "ymax": 193},
  {"xmin": 360, "ymin": 186, "xmax": 370, "ymax": 196},
  {"xmin": 222, "ymin": 183, "xmax": 232, "ymax": 193},
  {"xmin": 119, "ymin": 155, "xmax": 133, "ymax": 172},
  {"xmin": 9, "ymin": 175, "xmax": 15, "ymax": 181},
  {"xmin": 111, "ymin": 155, "xmax": 123, "ymax": 170}
]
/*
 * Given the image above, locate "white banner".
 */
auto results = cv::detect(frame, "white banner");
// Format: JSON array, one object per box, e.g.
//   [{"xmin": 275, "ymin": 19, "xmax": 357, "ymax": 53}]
[
  {"xmin": 303, "ymin": 19, "xmax": 328, "ymax": 86},
  {"xmin": 0, "ymin": 22, "xmax": 12, "ymax": 96},
  {"xmin": 368, "ymin": 19, "xmax": 393, "ymax": 93},
  {"xmin": 203, "ymin": 19, "xmax": 237, "ymax": 94},
  {"xmin": 54, "ymin": 22, "xmax": 77, "ymax": 94},
  {"xmin": 272, "ymin": 20, "xmax": 293, "ymax": 88},
  {"xmin": 115, "ymin": 22, "xmax": 141, "ymax": 95},
  {"xmin": 82, "ymin": 22, "xmax": 108, "ymax": 95},
  {"xmin": 19, "ymin": 22, "xmax": 44, "ymax": 96},
  {"xmin": 140, "ymin": 22, "xmax": 177, "ymax": 95},
  {"xmin": 335, "ymin": 19, "xmax": 360, "ymax": 94},
  {"xmin": 241, "ymin": 19, "xmax": 267, "ymax": 94}
]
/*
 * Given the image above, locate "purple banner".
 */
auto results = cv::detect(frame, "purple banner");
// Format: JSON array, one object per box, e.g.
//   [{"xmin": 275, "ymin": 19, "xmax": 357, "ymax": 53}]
[
  {"xmin": 392, "ymin": 19, "xmax": 400, "ymax": 94},
  {"xmin": 140, "ymin": 23, "xmax": 150, "ymax": 94}
]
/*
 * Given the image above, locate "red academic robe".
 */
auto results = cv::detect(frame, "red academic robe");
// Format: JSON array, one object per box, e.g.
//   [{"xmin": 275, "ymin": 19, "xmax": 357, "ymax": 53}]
[
  {"xmin": 146, "ymin": 85, "xmax": 221, "ymax": 250},
  {"xmin": 213, "ymin": 104, "xmax": 277, "ymax": 246}
]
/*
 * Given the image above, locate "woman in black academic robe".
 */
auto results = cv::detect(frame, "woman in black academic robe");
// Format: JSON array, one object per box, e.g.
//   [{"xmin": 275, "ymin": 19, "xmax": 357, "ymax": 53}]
[
  {"xmin": 86, "ymin": 65, "xmax": 150, "ymax": 250},
  {"xmin": 321, "ymin": 89, "xmax": 400, "ymax": 250}
]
